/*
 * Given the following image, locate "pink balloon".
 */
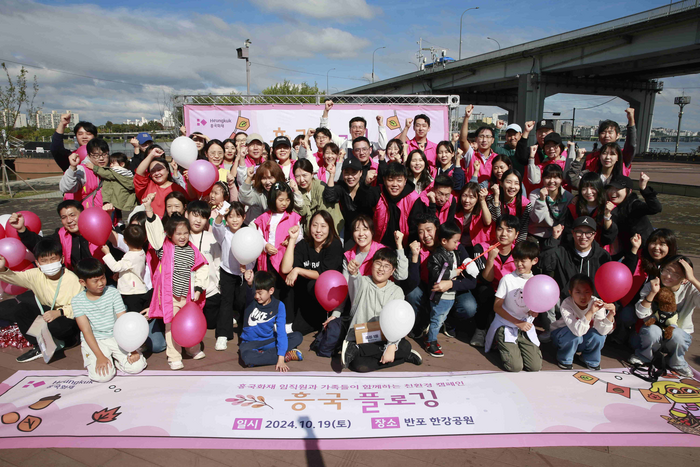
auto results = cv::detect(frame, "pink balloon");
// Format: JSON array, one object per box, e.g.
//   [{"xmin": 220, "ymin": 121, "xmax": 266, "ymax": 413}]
[
  {"xmin": 171, "ymin": 302, "xmax": 207, "ymax": 348},
  {"xmin": 0, "ymin": 238, "xmax": 27, "ymax": 268},
  {"xmin": 523, "ymin": 275, "xmax": 560, "ymax": 313},
  {"xmin": 77, "ymin": 207, "xmax": 112, "ymax": 246},
  {"xmin": 315, "ymin": 271, "xmax": 348, "ymax": 312},
  {"xmin": 0, "ymin": 223, "xmax": 4, "ymax": 240},
  {"xmin": 595, "ymin": 262, "xmax": 633, "ymax": 303},
  {"xmin": 76, "ymin": 145, "xmax": 88, "ymax": 162},
  {"xmin": 188, "ymin": 160, "xmax": 218, "ymax": 193},
  {"xmin": 2, "ymin": 263, "xmax": 34, "ymax": 295},
  {"xmin": 5, "ymin": 211, "xmax": 42, "ymax": 239}
]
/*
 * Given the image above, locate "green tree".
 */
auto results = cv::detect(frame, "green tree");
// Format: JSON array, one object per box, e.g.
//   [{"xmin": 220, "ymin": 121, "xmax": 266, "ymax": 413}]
[{"xmin": 260, "ymin": 80, "xmax": 325, "ymax": 104}]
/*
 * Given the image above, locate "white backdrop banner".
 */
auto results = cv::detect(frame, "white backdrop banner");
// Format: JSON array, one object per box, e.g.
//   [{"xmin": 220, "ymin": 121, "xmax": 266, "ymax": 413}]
[{"xmin": 184, "ymin": 104, "xmax": 451, "ymax": 149}]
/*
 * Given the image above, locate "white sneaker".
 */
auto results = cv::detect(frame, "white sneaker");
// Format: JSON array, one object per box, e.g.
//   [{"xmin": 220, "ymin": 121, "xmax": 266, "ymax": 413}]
[
  {"xmin": 215, "ymin": 337, "xmax": 228, "ymax": 351},
  {"xmin": 186, "ymin": 348, "xmax": 206, "ymax": 360},
  {"xmin": 469, "ymin": 329, "xmax": 486, "ymax": 347},
  {"xmin": 672, "ymin": 365, "xmax": 693, "ymax": 378},
  {"xmin": 169, "ymin": 361, "xmax": 184, "ymax": 370},
  {"xmin": 628, "ymin": 354, "xmax": 645, "ymax": 366}
]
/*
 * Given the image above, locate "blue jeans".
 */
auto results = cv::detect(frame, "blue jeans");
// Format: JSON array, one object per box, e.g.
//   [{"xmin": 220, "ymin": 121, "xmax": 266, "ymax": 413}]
[
  {"xmin": 147, "ymin": 318, "xmax": 166, "ymax": 353},
  {"xmin": 427, "ymin": 298, "xmax": 454, "ymax": 342},
  {"xmin": 240, "ymin": 332, "xmax": 304, "ymax": 367},
  {"xmin": 551, "ymin": 326, "xmax": 606, "ymax": 367},
  {"xmin": 635, "ymin": 324, "xmax": 692, "ymax": 370},
  {"xmin": 405, "ymin": 286, "xmax": 426, "ymax": 319}
]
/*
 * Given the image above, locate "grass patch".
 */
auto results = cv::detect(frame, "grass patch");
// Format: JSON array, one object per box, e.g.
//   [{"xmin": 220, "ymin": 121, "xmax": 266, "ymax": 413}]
[{"xmin": 0, "ymin": 190, "xmax": 56, "ymax": 200}]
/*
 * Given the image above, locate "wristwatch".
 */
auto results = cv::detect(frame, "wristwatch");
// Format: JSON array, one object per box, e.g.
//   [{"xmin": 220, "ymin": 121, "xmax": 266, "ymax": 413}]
[{"xmin": 58, "ymin": 309, "xmax": 64, "ymax": 317}]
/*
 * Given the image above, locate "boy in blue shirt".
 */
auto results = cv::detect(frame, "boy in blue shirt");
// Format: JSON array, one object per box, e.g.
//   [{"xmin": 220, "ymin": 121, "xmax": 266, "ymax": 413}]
[
  {"xmin": 240, "ymin": 270, "xmax": 304, "ymax": 371},
  {"xmin": 72, "ymin": 258, "xmax": 146, "ymax": 382}
]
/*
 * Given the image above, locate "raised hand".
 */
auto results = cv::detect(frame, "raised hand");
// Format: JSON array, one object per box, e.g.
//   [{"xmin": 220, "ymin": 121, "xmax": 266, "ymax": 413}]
[
  {"xmin": 68, "ymin": 152, "xmax": 81, "ymax": 169},
  {"xmin": 524, "ymin": 121, "xmax": 535, "ymax": 133},
  {"xmin": 639, "ymin": 172, "xmax": 650, "ymax": 191},
  {"xmin": 325, "ymin": 100, "xmax": 334, "ymax": 112},
  {"xmin": 365, "ymin": 169, "xmax": 377, "ymax": 185},
  {"xmin": 552, "ymin": 224, "xmax": 565, "ymax": 239},
  {"xmin": 394, "ymin": 230, "xmax": 404, "ymax": 248},
  {"xmin": 347, "ymin": 259, "xmax": 360, "ymax": 276},
  {"xmin": 130, "ymin": 137, "xmax": 139, "ymax": 148},
  {"xmin": 496, "ymin": 120, "xmax": 505, "ymax": 130},
  {"xmin": 464, "ymin": 104, "xmax": 474, "ymax": 119},
  {"xmin": 376, "ymin": 115, "xmax": 384, "ymax": 127},
  {"xmin": 529, "ymin": 145, "xmax": 538, "ymax": 159},
  {"xmin": 478, "ymin": 187, "xmax": 488, "ymax": 200},
  {"xmin": 8, "ymin": 213, "xmax": 24, "ymax": 232},
  {"xmin": 405, "ymin": 117, "xmax": 414, "ymax": 129},
  {"xmin": 630, "ymin": 233, "xmax": 642, "ymax": 251}
]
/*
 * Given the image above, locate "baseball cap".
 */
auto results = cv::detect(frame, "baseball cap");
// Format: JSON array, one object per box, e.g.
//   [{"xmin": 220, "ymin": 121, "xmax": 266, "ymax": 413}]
[
  {"xmin": 136, "ymin": 132, "xmax": 153, "ymax": 145},
  {"xmin": 605, "ymin": 175, "xmax": 633, "ymax": 191},
  {"xmin": 543, "ymin": 132, "xmax": 563, "ymax": 147},
  {"xmin": 505, "ymin": 123, "xmax": 522, "ymax": 133},
  {"xmin": 342, "ymin": 158, "xmax": 362, "ymax": 172},
  {"xmin": 246, "ymin": 133, "xmax": 264, "ymax": 145},
  {"xmin": 572, "ymin": 216, "xmax": 597, "ymax": 231},
  {"xmin": 272, "ymin": 136, "xmax": 291, "ymax": 149},
  {"xmin": 536, "ymin": 119, "xmax": 555, "ymax": 131}
]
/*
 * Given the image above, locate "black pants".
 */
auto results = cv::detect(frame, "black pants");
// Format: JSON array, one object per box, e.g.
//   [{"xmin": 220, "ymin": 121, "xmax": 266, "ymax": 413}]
[
  {"xmin": 203, "ymin": 292, "xmax": 231, "ymax": 339},
  {"xmin": 292, "ymin": 278, "xmax": 328, "ymax": 336},
  {"xmin": 121, "ymin": 290, "xmax": 153, "ymax": 313},
  {"xmin": 0, "ymin": 293, "xmax": 79, "ymax": 347},
  {"xmin": 217, "ymin": 268, "xmax": 247, "ymax": 338},
  {"xmin": 268, "ymin": 260, "xmax": 295, "ymax": 325},
  {"xmin": 350, "ymin": 338, "xmax": 412, "ymax": 373},
  {"xmin": 473, "ymin": 283, "xmax": 495, "ymax": 330}
]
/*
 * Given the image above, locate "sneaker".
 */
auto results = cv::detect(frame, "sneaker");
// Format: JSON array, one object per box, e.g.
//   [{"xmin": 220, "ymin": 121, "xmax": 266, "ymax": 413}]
[
  {"xmin": 168, "ymin": 361, "xmax": 184, "ymax": 370},
  {"xmin": 186, "ymin": 349, "xmax": 206, "ymax": 360},
  {"xmin": 628, "ymin": 354, "xmax": 645, "ymax": 366},
  {"xmin": 441, "ymin": 323, "xmax": 456, "ymax": 338},
  {"xmin": 575, "ymin": 355, "xmax": 600, "ymax": 371},
  {"xmin": 424, "ymin": 337, "xmax": 442, "ymax": 350},
  {"xmin": 425, "ymin": 341, "xmax": 444, "ymax": 358},
  {"xmin": 406, "ymin": 349, "xmax": 423, "ymax": 366},
  {"xmin": 342, "ymin": 341, "xmax": 359, "ymax": 369},
  {"xmin": 16, "ymin": 347, "xmax": 42, "ymax": 363},
  {"xmin": 538, "ymin": 330, "xmax": 551, "ymax": 343},
  {"xmin": 469, "ymin": 329, "xmax": 487, "ymax": 347},
  {"xmin": 285, "ymin": 349, "xmax": 303, "ymax": 363},
  {"xmin": 672, "ymin": 365, "xmax": 693, "ymax": 378},
  {"xmin": 215, "ymin": 337, "xmax": 228, "ymax": 351},
  {"xmin": 557, "ymin": 361, "xmax": 573, "ymax": 370}
]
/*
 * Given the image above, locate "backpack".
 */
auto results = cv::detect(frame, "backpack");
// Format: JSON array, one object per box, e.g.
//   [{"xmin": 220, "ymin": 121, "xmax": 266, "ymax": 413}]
[
  {"xmin": 309, "ymin": 316, "xmax": 350, "ymax": 358},
  {"xmin": 630, "ymin": 351, "xmax": 667, "ymax": 383}
]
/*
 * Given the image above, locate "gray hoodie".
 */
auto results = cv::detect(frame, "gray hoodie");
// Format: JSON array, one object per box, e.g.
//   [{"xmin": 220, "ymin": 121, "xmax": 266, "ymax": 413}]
[{"xmin": 345, "ymin": 273, "xmax": 405, "ymax": 347}]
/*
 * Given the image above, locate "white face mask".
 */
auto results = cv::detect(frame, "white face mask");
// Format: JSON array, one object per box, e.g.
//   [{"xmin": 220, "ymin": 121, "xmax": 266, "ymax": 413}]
[{"xmin": 39, "ymin": 261, "xmax": 63, "ymax": 277}]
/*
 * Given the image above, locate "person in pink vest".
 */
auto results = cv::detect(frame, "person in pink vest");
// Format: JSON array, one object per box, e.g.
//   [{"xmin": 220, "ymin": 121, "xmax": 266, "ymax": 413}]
[
  {"xmin": 358, "ymin": 162, "xmax": 429, "ymax": 247},
  {"xmin": 60, "ymin": 138, "xmax": 109, "ymax": 209},
  {"xmin": 486, "ymin": 169, "xmax": 533, "ymax": 244},
  {"xmin": 399, "ymin": 115, "xmax": 437, "ymax": 167},
  {"xmin": 522, "ymin": 133, "xmax": 569, "ymax": 195},
  {"xmin": 134, "ymin": 145, "xmax": 190, "ymax": 219},
  {"xmin": 454, "ymin": 182, "xmax": 492, "ymax": 253},
  {"xmin": 143, "ymin": 193, "xmax": 208, "ymax": 371},
  {"xmin": 254, "ymin": 181, "xmax": 302, "ymax": 330},
  {"xmin": 350, "ymin": 136, "xmax": 379, "ymax": 186},
  {"xmin": 584, "ymin": 108, "xmax": 636, "ymax": 176},
  {"xmin": 403, "ymin": 214, "xmax": 439, "ymax": 338},
  {"xmin": 420, "ymin": 174, "xmax": 459, "ymax": 225},
  {"xmin": 463, "ymin": 126, "xmax": 499, "ymax": 187},
  {"xmin": 12, "ymin": 200, "xmax": 107, "ymax": 272}
]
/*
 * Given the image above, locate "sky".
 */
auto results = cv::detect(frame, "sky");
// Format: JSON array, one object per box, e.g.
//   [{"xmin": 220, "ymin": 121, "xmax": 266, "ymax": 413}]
[{"xmin": 0, "ymin": 0, "xmax": 698, "ymax": 130}]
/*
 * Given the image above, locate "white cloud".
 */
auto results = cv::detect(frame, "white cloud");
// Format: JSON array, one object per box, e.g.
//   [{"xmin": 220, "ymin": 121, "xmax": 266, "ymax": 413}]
[{"xmin": 254, "ymin": 0, "xmax": 380, "ymax": 20}]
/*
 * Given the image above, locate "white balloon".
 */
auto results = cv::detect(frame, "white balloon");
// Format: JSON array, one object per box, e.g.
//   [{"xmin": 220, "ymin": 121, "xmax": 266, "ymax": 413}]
[
  {"xmin": 379, "ymin": 300, "xmax": 416, "ymax": 343},
  {"xmin": 113, "ymin": 312, "xmax": 150, "ymax": 352},
  {"xmin": 170, "ymin": 136, "xmax": 198, "ymax": 169},
  {"xmin": 0, "ymin": 214, "xmax": 10, "ymax": 228},
  {"xmin": 231, "ymin": 227, "xmax": 265, "ymax": 265}
]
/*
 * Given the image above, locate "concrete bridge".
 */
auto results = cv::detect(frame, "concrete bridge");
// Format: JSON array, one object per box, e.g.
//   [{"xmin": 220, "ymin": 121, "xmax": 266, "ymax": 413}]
[{"xmin": 344, "ymin": 0, "xmax": 700, "ymax": 151}]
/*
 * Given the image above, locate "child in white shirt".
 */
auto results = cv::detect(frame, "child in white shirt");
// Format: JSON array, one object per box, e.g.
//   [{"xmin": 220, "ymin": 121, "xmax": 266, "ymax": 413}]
[
  {"xmin": 101, "ymin": 225, "xmax": 150, "ymax": 314},
  {"xmin": 550, "ymin": 274, "xmax": 615, "ymax": 370}
]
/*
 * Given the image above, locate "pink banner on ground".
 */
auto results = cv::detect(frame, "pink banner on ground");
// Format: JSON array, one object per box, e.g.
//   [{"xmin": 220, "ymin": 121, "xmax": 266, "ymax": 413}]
[
  {"xmin": 0, "ymin": 369, "xmax": 698, "ymax": 450},
  {"xmin": 184, "ymin": 105, "xmax": 450, "ymax": 149}
]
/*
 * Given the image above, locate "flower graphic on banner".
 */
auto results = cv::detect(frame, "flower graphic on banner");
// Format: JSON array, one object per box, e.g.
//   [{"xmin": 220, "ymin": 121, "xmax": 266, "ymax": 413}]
[{"xmin": 226, "ymin": 395, "xmax": 274, "ymax": 410}]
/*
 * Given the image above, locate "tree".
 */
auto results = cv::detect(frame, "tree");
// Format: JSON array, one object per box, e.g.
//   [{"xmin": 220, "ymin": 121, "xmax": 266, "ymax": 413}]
[
  {"xmin": 0, "ymin": 63, "xmax": 40, "ymax": 194},
  {"xmin": 260, "ymin": 80, "xmax": 325, "ymax": 104}
]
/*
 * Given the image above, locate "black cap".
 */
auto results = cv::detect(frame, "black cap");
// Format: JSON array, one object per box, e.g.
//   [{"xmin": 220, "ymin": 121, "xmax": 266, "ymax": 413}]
[
  {"xmin": 272, "ymin": 136, "xmax": 291, "ymax": 149},
  {"xmin": 543, "ymin": 132, "xmax": 563, "ymax": 147},
  {"xmin": 572, "ymin": 216, "xmax": 597, "ymax": 231},
  {"xmin": 536, "ymin": 119, "xmax": 555, "ymax": 131},
  {"xmin": 606, "ymin": 175, "xmax": 633, "ymax": 191},
  {"xmin": 342, "ymin": 158, "xmax": 362, "ymax": 172}
]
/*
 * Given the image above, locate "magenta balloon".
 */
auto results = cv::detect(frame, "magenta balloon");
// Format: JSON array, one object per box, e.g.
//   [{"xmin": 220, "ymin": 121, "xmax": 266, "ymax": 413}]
[
  {"xmin": 171, "ymin": 302, "xmax": 207, "ymax": 348},
  {"xmin": 523, "ymin": 275, "xmax": 560, "ymax": 313},
  {"xmin": 315, "ymin": 270, "xmax": 348, "ymax": 312},
  {"xmin": 2, "ymin": 281, "xmax": 27, "ymax": 295},
  {"xmin": 5, "ymin": 211, "xmax": 42, "ymax": 239},
  {"xmin": 76, "ymin": 145, "xmax": 88, "ymax": 161},
  {"xmin": 188, "ymin": 160, "xmax": 218, "ymax": 193},
  {"xmin": 595, "ymin": 262, "xmax": 633, "ymax": 303},
  {"xmin": 0, "ymin": 223, "xmax": 4, "ymax": 240},
  {"xmin": 0, "ymin": 238, "xmax": 27, "ymax": 268},
  {"xmin": 77, "ymin": 207, "xmax": 112, "ymax": 246}
]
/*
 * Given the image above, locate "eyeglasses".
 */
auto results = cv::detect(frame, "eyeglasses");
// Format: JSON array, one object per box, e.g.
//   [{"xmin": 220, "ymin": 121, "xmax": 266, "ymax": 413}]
[
  {"xmin": 373, "ymin": 261, "xmax": 394, "ymax": 272},
  {"xmin": 354, "ymin": 147, "xmax": 371, "ymax": 153},
  {"xmin": 89, "ymin": 152, "xmax": 109, "ymax": 161},
  {"xmin": 661, "ymin": 267, "xmax": 682, "ymax": 281},
  {"xmin": 477, "ymin": 136, "xmax": 493, "ymax": 140},
  {"xmin": 572, "ymin": 230, "xmax": 595, "ymax": 239}
]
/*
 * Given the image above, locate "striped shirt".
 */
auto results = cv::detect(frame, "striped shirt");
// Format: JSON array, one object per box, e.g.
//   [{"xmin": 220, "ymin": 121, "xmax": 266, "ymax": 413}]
[
  {"xmin": 157, "ymin": 244, "xmax": 195, "ymax": 297},
  {"xmin": 72, "ymin": 286, "xmax": 126, "ymax": 341}
]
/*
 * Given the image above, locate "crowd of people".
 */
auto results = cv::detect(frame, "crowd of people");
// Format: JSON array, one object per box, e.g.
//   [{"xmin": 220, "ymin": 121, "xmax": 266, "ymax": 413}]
[{"xmin": 0, "ymin": 100, "xmax": 697, "ymax": 382}]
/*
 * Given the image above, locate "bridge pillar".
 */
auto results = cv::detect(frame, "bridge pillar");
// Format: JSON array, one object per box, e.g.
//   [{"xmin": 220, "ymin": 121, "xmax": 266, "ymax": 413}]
[
  {"xmin": 620, "ymin": 90, "xmax": 657, "ymax": 153},
  {"xmin": 516, "ymin": 73, "xmax": 546, "ymax": 143}
]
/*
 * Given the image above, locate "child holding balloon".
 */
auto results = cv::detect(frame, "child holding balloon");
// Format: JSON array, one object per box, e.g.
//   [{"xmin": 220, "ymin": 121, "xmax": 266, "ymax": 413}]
[
  {"xmin": 72, "ymin": 258, "xmax": 147, "ymax": 383},
  {"xmin": 484, "ymin": 241, "xmax": 543, "ymax": 373},
  {"xmin": 550, "ymin": 274, "xmax": 615, "ymax": 370}
]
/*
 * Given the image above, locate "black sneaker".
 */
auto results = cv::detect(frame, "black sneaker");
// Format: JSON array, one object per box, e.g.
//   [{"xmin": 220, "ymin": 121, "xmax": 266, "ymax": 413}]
[
  {"xmin": 424, "ymin": 337, "xmax": 442, "ymax": 350},
  {"xmin": 342, "ymin": 341, "xmax": 359, "ymax": 369},
  {"xmin": 16, "ymin": 347, "xmax": 42, "ymax": 363},
  {"xmin": 425, "ymin": 341, "xmax": 444, "ymax": 358},
  {"xmin": 406, "ymin": 349, "xmax": 423, "ymax": 366},
  {"xmin": 575, "ymin": 355, "xmax": 600, "ymax": 371},
  {"xmin": 557, "ymin": 361, "xmax": 573, "ymax": 370}
]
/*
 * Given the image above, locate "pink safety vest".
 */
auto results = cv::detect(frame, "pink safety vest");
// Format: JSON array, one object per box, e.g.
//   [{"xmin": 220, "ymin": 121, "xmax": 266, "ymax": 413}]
[
  {"xmin": 57, "ymin": 227, "xmax": 104, "ymax": 270},
  {"xmin": 63, "ymin": 165, "xmax": 103, "ymax": 209},
  {"xmin": 373, "ymin": 190, "xmax": 420, "ymax": 244},
  {"xmin": 254, "ymin": 210, "xmax": 302, "ymax": 275},
  {"xmin": 344, "ymin": 241, "xmax": 384, "ymax": 276}
]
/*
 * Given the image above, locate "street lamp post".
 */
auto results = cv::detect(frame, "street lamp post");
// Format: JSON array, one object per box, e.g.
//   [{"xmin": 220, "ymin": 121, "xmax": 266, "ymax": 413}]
[
  {"xmin": 372, "ymin": 47, "xmax": 386, "ymax": 83},
  {"xmin": 326, "ymin": 68, "xmax": 335, "ymax": 95},
  {"xmin": 459, "ymin": 7, "xmax": 479, "ymax": 60},
  {"xmin": 674, "ymin": 96, "xmax": 691, "ymax": 153},
  {"xmin": 486, "ymin": 37, "xmax": 501, "ymax": 50},
  {"xmin": 236, "ymin": 39, "xmax": 252, "ymax": 96},
  {"xmin": 408, "ymin": 62, "xmax": 419, "ymax": 71}
]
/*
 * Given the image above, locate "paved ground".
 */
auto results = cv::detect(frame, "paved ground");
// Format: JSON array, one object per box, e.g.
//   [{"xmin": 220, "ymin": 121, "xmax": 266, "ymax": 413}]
[{"xmin": 0, "ymin": 164, "xmax": 700, "ymax": 466}]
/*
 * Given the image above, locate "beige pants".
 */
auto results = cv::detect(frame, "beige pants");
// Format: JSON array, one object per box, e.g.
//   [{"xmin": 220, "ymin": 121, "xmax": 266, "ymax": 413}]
[
  {"xmin": 164, "ymin": 297, "xmax": 187, "ymax": 363},
  {"xmin": 81, "ymin": 337, "xmax": 147, "ymax": 383}
]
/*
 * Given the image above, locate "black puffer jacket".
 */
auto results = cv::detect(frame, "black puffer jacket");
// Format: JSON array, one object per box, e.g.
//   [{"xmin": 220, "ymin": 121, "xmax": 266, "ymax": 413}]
[
  {"xmin": 610, "ymin": 186, "xmax": 662, "ymax": 254},
  {"xmin": 427, "ymin": 244, "xmax": 476, "ymax": 303}
]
